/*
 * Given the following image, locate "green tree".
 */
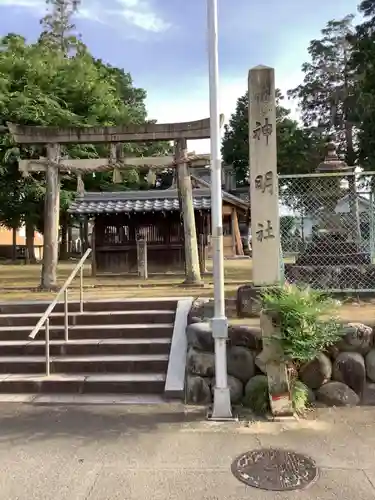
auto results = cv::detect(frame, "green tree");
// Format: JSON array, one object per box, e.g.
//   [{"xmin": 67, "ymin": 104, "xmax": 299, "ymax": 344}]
[
  {"xmin": 221, "ymin": 90, "xmax": 321, "ymax": 184},
  {"xmin": 0, "ymin": 28, "xmax": 169, "ymax": 285},
  {"xmin": 288, "ymin": 15, "xmax": 357, "ymax": 164},
  {"xmin": 350, "ymin": 0, "xmax": 375, "ymax": 169},
  {"xmin": 288, "ymin": 15, "xmax": 361, "ymax": 239},
  {"xmin": 39, "ymin": 0, "xmax": 81, "ymax": 54}
]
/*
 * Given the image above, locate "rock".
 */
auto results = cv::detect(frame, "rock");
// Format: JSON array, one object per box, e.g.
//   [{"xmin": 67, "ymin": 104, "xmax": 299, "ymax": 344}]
[
  {"xmin": 186, "ymin": 375, "xmax": 212, "ymax": 404},
  {"xmin": 337, "ymin": 323, "xmax": 373, "ymax": 355},
  {"xmin": 325, "ymin": 344, "xmax": 340, "ymax": 360},
  {"xmin": 332, "ymin": 352, "xmax": 366, "ymax": 396},
  {"xmin": 188, "ymin": 316, "xmax": 202, "ymax": 325},
  {"xmin": 211, "ymin": 375, "xmax": 243, "ymax": 404},
  {"xmin": 299, "ymin": 353, "xmax": 332, "ymax": 390},
  {"xmin": 188, "ymin": 298, "xmax": 214, "ymax": 322},
  {"xmin": 365, "ymin": 349, "xmax": 375, "ymax": 383},
  {"xmin": 307, "ymin": 387, "xmax": 316, "ymax": 404},
  {"xmin": 316, "ymin": 381, "xmax": 360, "ymax": 407},
  {"xmin": 228, "ymin": 325, "xmax": 262, "ymax": 352},
  {"xmin": 362, "ymin": 382, "xmax": 375, "ymax": 406},
  {"xmin": 186, "ymin": 322, "xmax": 214, "ymax": 352},
  {"xmin": 227, "ymin": 346, "xmax": 255, "ymax": 383},
  {"xmin": 243, "ymin": 375, "xmax": 270, "ymax": 413},
  {"xmin": 187, "ymin": 348, "xmax": 215, "ymax": 378}
]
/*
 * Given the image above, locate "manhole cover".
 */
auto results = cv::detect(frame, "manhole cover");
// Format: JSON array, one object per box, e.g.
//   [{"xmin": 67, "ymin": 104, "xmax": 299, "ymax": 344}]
[{"xmin": 231, "ymin": 448, "xmax": 318, "ymax": 491}]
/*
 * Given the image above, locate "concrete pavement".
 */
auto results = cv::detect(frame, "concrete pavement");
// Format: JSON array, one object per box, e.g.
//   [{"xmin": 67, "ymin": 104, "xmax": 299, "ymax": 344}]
[{"xmin": 0, "ymin": 403, "xmax": 374, "ymax": 499}]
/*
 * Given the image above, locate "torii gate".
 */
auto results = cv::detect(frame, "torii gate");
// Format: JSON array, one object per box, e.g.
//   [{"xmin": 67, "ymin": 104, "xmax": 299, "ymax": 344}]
[{"xmin": 8, "ymin": 118, "xmax": 221, "ymax": 289}]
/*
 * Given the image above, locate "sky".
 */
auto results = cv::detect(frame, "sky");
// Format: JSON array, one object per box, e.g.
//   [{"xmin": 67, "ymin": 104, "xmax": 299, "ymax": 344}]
[{"xmin": 0, "ymin": 0, "xmax": 362, "ymax": 153}]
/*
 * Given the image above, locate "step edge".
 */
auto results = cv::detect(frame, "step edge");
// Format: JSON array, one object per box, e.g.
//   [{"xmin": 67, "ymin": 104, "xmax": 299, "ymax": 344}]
[
  {"xmin": 0, "ymin": 297, "xmax": 188, "ymax": 306},
  {"xmin": 0, "ymin": 323, "xmax": 175, "ymax": 332},
  {"xmin": 0, "ymin": 338, "xmax": 172, "ymax": 346},
  {"xmin": 0, "ymin": 310, "xmax": 176, "ymax": 319},
  {"xmin": 0, "ymin": 354, "xmax": 170, "ymax": 362},
  {"xmin": 0, "ymin": 373, "xmax": 167, "ymax": 382},
  {"xmin": 0, "ymin": 394, "xmax": 172, "ymax": 404}
]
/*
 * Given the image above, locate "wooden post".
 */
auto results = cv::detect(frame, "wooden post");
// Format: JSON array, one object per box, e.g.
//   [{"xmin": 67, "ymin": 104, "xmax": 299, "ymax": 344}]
[
  {"xmin": 231, "ymin": 208, "xmax": 244, "ymax": 256},
  {"xmin": 231, "ymin": 208, "xmax": 236, "ymax": 256},
  {"xmin": 91, "ymin": 221, "xmax": 97, "ymax": 277},
  {"xmin": 249, "ymin": 66, "xmax": 292, "ymax": 417},
  {"xmin": 175, "ymin": 139, "xmax": 203, "ymax": 285},
  {"xmin": 40, "ymin": 143, "xmax": 60, "ymax": 290},
  {"xmin": 83, "ymin": 216, "xmax": 89, "ymax": 252},
  {"xmin": 198, "ymin": 234, "xmax": 207, "ymax": 274},
  {"xmin": 136, "ymin": 238, "xmax": 148, "ymax": 279}
]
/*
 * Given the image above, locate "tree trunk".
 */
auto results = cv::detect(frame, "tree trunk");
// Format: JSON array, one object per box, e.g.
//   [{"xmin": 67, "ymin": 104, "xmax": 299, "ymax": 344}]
[
  {"xmin": 25, "ymin": 220, "xmax": 36, "ymax": 264},
  {"xmin": 175, "ymin": 139, "xmax": 202, "ymax": 285},
  {"xmin": 60, "ymin": 213, "xmax": 69, "ymax": 261},
  {"xmin": 345, "ymin": 123, "xmax": 361, "ymax": 241},
  {"xmin": 343, "ymin": 46, "xmax": 361, "ymax": 242},
  {"xmin": 11, "ymin": 226, "xmax": 17, "ymax": 262},
  {"xmin": 40, "ymin": 143, "xmax": 60, "ymax": 290},
  {"xmin": 348, "ymin": 175, "xmax": 361, "ymax": 241}
]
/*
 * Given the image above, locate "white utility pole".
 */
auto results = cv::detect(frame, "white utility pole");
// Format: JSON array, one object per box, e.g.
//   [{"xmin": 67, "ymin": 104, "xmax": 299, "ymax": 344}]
[{"xmin": 207, "ymin": 0, "xmax": 232, "ymax": 418}]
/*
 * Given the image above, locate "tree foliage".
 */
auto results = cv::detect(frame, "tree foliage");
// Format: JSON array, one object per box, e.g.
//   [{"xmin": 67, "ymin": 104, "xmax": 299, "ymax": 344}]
[
  {"xmin": 350, "ymin": 0, "xmax": 375, "ymax": 168},
  {"xmin": 288, "ymin": 15, "xmax": 357, "ymax": 164},
  {"xmin": 39, "ymin": 0, "xmax": 81, "ymax": 53},
  {"xmin": 0, "ymin": 0, "xmax": 170, "ymax": 256},
  {"xmin": 221, "ymin": 90, "xmax": 322, "ymax": 185}
]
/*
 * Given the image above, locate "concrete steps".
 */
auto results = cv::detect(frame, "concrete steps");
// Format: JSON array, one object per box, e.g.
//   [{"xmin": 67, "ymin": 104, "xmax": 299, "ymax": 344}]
[
  {"xmin": 0, "ymin": 373, "xmax": 166, "ymax": 394},
  {"xmin": 0, "ymin": 299, "xmax": 178, "ymax": 314},
  {"xmin": 0, "ymin": 323, "xmax": 174, "ymax": 341},
  {"xmin": 0, "ymin": 310, "xmax": 176, "ymax": 327},
  {"xmin": 0, "ymin": 299, "xmax": 179, "ymax": 400},
  {"xmin": 0, "ymin": 338, "xmax": 172, "ymax": 356}
]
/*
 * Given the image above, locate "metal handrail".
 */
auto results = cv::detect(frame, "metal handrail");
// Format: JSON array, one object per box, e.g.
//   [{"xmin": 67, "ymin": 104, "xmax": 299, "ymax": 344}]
[{"xmin": 29, "ymin": 248, "xmax": 92, "ymax": 376}]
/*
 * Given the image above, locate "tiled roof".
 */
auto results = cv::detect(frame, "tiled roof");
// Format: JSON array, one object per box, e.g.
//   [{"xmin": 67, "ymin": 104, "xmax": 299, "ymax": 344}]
[{"xmin": 68, "ymin": 189, "xmax": 213, "ymax": 214}]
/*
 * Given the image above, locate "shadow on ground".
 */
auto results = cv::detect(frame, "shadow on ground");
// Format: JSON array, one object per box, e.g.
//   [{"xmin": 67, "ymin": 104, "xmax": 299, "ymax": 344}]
[{"xmin": 0, "ymin": 403, "xmax": 207, "ymax": 445}]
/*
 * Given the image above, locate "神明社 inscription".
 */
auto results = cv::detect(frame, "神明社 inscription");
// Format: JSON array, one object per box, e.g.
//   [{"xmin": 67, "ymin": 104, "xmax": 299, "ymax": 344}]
[{"xmin": 252, "ymin": 118, "xmax": 273, "ymax": 145}]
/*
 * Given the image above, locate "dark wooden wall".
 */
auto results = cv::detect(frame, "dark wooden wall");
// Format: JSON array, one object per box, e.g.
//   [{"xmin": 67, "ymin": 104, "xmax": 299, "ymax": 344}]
[{"xmin": 94, "ymin": 211, "xmax": 208, "ymax": 274}]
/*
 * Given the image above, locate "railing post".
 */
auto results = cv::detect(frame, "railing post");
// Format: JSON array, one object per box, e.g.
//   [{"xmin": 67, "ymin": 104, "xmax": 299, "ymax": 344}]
[
  {"xmin": 80, "ymin": 265, "xmax": 84, "ymax": 313},
  {"xmin": 45, "ymin": 317, "xmax": 50, "ymax": 376},
  {"xmin": 64, "ymin": 288, "xmax": 69, "ymax": 342}
]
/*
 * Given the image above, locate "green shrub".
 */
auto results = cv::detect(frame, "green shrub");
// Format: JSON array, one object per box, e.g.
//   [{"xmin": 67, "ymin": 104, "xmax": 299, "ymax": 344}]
[
  {"xmin": 243, "ymin": 375, "xmax": 270, "ymax": 414},
  {"xmin": 243, "ymin": 376, "xmax": 311, "ymax": 415},
  {"xmin": 262, "ymin": 284, "xmax": 341, "ymax": 363},
  {"xmin": 291, "ymin": 379, "xmax": 310, "ymax": 414}
]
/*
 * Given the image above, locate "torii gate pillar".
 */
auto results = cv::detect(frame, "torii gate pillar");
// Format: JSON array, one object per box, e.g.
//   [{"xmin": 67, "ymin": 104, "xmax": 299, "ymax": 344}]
[{"xmin": 41, "ymin": 144, "xmax": 61, "ymax": 290}]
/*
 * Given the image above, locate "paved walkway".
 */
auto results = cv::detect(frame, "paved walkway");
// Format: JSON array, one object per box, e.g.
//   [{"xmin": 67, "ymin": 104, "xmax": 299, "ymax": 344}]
[{"xmin": 1, "ymin": 403, "xmax": 375, "ymax": 499}]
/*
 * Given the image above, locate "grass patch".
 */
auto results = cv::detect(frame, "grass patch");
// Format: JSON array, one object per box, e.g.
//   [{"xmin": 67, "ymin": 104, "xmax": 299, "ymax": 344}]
[{"xmin": 0, "ymin": 259, "xmax": 253, "ymax": 302}]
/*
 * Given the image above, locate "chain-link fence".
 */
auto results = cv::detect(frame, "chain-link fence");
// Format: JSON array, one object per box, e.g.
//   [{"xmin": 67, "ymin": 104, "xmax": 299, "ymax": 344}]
[{"xmin": 278, "ymin": 172, "xmax": 375, "ymax": 291}]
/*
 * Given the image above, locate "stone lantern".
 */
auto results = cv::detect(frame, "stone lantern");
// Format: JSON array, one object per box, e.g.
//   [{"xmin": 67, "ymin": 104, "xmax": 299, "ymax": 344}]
[
  {"xmin": 284, "ymin": 142, "xmax": 373, "ymax": 289},
  {"xmin": 316, "ymin": 141, "xmax": 352, "ymax": 173},
  {"xmin": 314, "ymin": 142, "xmax": 354, "ymax": 235}
]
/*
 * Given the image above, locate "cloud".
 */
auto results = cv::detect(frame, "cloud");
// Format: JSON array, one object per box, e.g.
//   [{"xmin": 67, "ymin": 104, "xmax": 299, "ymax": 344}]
[
  {"xmin": 113, "ymin": 0, "xmax": 170, "ymax": 33},
  {"xmin": 0, "ymin": 0, "xmax": 169, "ymax": 33},
  {"xmin": 0, "ymin": 0, "xmax": 43, "ymax": 8}
]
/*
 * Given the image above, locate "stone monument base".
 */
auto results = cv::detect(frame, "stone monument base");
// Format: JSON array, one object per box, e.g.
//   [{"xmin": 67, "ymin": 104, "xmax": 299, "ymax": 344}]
[
  {"xmin": 296, "ymin": 235, "xmax": 370, "ymax": 267},
  {"xmin": 285, "ymin": 263, "xmax": 375, "ymax": 290}
]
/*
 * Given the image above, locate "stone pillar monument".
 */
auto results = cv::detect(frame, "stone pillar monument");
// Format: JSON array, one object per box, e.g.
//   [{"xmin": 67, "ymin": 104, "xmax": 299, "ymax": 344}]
[
  {"xmin": 249, "ymin": 66, "xmax": 293, "ymax": 417},
  {"xmin": 249, "ymin": 66, "xmax": 280, "ymax": 286}
]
